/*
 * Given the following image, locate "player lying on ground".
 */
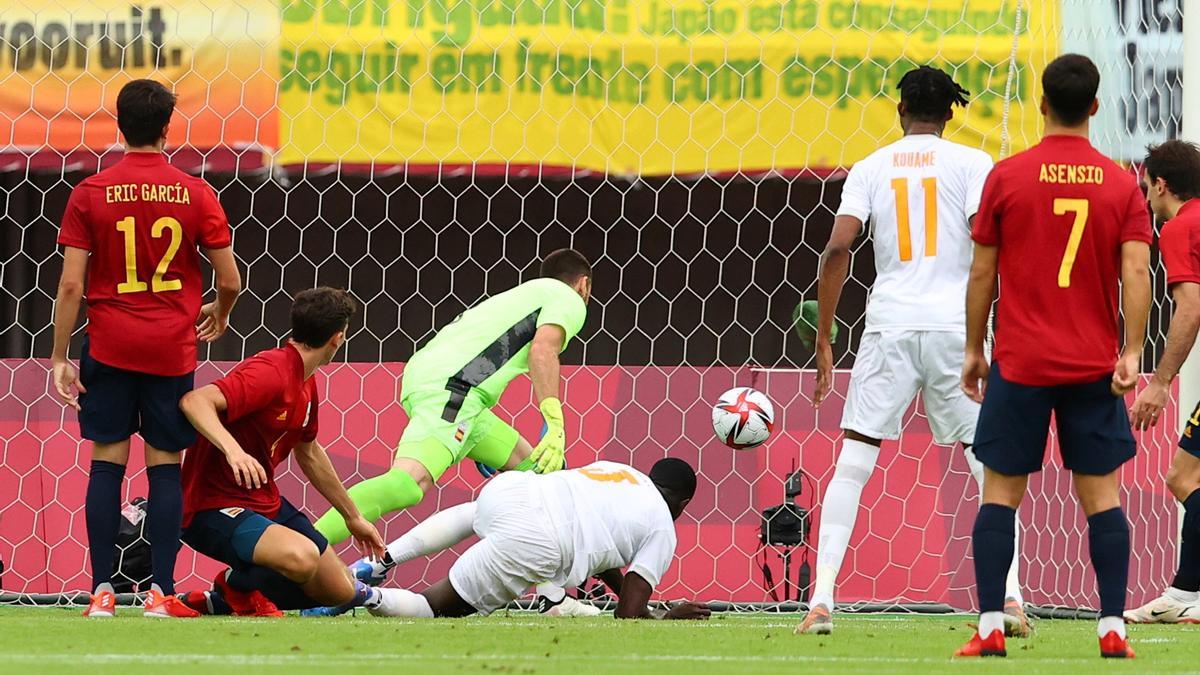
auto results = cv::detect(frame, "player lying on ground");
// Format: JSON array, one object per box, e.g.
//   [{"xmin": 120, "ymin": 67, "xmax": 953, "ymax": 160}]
[
  {"xmin": 1125, "ymin": 140, "xmax": 1200, "ymax": 625},
  {"xmin": 956, "ymin": 54, "xmax": 1149, "ymax": 659},
  {"xmin": 797, "ymin": 65, "xmax": 1027, "ymax": 637},
  {"xmin": 177, "ymin": 288, "xmax": 385, "ymax": 616},
  {"xmin": 357, "ymin": 459, "xmax": 710, "ymax": 621},
  {"xmin": 309, "ymin": 249, "xmax": 594, "ymax": 612},
  {"xmin": 50, "ymin": 78, "xmax": 241, "ymax": 618}
]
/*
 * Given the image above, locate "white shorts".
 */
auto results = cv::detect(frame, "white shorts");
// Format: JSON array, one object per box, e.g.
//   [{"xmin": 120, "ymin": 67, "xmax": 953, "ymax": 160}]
[
  {"xmin": 448, "ymin": 472, "xmax": 565, "ymax": 615},
  {"xmin": 840, "ymin": 330, "xmax": 979, "ymax": 445}
]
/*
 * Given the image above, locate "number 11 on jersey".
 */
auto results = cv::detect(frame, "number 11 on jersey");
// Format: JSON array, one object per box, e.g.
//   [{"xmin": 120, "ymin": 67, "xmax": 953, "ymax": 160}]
[{"xmin": 890, "ymin": 177, "xmax": 938, "ymax": 262}]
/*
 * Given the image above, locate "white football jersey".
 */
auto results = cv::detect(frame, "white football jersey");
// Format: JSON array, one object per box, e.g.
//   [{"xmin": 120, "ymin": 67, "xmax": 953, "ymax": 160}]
[
  {"xmin": 534, "ymin": 461, "xmax": 678, "ymax": 590},
  {"xmin": 837, "ymin": 134, "xmax": 993, "ymax": 332}
]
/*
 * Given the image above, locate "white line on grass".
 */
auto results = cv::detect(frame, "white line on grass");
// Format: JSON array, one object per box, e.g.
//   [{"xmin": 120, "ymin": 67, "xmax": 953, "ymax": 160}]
[{"xmin": 0, "ymin": 651, "xmax": 1152, "ymax": 667}]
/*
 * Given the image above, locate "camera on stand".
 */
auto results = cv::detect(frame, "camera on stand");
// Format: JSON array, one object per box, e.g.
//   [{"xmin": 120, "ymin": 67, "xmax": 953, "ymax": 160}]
[{"xmin": 759, "ymin": 468, "xmax": 812, "ymax": 603}]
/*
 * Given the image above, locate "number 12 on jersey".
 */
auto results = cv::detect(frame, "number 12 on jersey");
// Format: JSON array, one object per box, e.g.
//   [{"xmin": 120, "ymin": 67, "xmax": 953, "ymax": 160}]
[{"xmin": 890, "ymin": 177, "xmax": 937, "ymax": 262}]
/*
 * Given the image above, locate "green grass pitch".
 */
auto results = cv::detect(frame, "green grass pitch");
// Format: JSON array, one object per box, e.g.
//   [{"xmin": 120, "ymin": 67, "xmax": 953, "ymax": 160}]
[{"xmin": 1, "ymin": 607, "xmax": 1196, "ymax": 674}]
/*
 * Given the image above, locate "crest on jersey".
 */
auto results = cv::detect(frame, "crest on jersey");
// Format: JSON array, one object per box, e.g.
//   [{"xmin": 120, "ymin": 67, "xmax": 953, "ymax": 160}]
[{"xmin": 455, "ymin": 422, "xmax": 469, "ymax": 443}]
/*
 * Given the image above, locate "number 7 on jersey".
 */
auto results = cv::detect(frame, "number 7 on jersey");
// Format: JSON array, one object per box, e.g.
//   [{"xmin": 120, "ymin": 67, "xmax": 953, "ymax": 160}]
[{"xmin": 1053, "ymin": 198, "xmax": 1089, "ymax": 288}]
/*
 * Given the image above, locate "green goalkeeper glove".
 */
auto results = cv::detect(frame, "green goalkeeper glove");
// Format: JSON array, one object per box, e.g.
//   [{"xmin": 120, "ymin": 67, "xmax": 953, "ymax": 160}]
[{"xmin": 530, "ymin": 397, "xmax": 566, "ymax": 474}]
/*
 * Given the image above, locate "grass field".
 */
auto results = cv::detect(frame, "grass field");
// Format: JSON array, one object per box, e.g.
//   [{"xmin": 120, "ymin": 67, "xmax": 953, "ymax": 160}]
[{"xmin": 1, "ymin": 607, "xmax": 1197, "ymax": 674}]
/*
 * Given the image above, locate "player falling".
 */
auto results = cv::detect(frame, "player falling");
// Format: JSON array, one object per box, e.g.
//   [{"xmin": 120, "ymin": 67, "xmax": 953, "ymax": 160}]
[
  {"xmin": 1124, "ymin": 140, "xmax": 1200, "ymax": 624},
  {"xmin": 361, "ymin": 460, "xmax": 710, "ymax": 621},
  {"xmin": 50, "ymin": 79, "xmax": 241, "ymax": 618},
  {"xmin": 796, "ymin": 65, "xmax": 1026, "ymax": 636},
  {"xmin": 178, "ymin": 288, "xmax": 385, "ymax": 616},
  {"xmin": 956, "ymin": 54, "xmax": 1149, "ymax": 659},
  {"xmin": 309, "ymin": 249, "xmax": 595, "ymax": 614}
]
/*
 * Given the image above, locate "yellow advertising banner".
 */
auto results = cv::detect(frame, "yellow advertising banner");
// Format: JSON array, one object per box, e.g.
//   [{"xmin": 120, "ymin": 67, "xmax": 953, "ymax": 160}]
[
  {"xmin": 279, "ymin": 0, "xmax": 1059, "ymax": 173},
  {"xmin": 0, "ymin": 1, "xmax": 277, "ymax": 154}
]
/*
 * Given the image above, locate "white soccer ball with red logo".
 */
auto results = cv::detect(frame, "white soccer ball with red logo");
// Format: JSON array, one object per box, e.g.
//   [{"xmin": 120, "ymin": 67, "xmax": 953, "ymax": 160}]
[{"xmin": 711, "ymin": 387, "xmax": 775, "ymax": 450}]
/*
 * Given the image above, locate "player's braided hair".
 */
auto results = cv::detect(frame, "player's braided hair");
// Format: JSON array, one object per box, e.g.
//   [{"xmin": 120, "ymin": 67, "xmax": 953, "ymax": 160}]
[{"xmin": 897, "ymin": 66, "xmax": 970, "ymax": 123}]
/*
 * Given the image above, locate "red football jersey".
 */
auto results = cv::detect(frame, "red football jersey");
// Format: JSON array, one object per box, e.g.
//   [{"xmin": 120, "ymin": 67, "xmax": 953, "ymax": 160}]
[
  {"xmin": 181, "ymin": 344, "xmax": 319, "ymax": 524},
  {"xmin": 57, "ymin": 152, "xmax": 232, "ymax": 376},
  {"xmin": 1158, "ymin": 200, "xmax": 1200, "ymax": 287},
  {"xmin": 973, "ymin": 135, "xmax": 1152, "ymax": 386}
]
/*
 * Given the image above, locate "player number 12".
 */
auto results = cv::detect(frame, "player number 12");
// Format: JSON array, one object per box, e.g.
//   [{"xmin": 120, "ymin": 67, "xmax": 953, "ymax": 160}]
[
  {"xmin": 116, "ymin": 216, "xmax": 183, "ymax": 294},
  {"xmin": 890, "ymin": 177, "xmax": 937, "ymax": 262},
  {"xmin": 1053, "ymin": 198, "xmax": 1089, "ymax": 288}
]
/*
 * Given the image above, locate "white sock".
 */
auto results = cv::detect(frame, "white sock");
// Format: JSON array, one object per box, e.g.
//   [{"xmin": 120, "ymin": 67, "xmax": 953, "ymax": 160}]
[
  {"xmin": 1098, "ymin": 615, "xmax": 1125, "ymax": 638},
  {"xmin": 979, "ymin": 611, "xmax": 1005, "ymax": 636},
  {"xmin": 385, "ymin": 502, "xmax": 477, "ymax": 565},
  {"xmin": 535, "ymin": 584, "xmax": 566, "ymax": 603},
  {"xmin": 812, "ymin": 438, "xmax": 880, "ymax": 611},
  {"xmin": 369, "ymin": 588, "xmax": 435, "ymax": 618},
  {"xmin": 1166, "ymin": 586, "xmax": 1199, "ymax": 603},
  {"xmin": 966, "ymin": 446, "xmax": 1022, "ymax": 605}
]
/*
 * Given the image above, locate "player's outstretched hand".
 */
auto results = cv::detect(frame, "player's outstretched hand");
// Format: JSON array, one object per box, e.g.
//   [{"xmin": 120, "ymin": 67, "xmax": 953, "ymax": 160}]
[
  {"xmin": 960, "ymin": 350, "xmax": 989, "ymax": 403},
  {"xmin": 1111, "ymin": 350, "xmax": 1140, "ymax": 396},
  {"xmin": 226, "ymin": 447, "xmax": 268, "ymax": 489},
  {"xmin": 51, "ymin": 358, "xmax": 85, "ymax": 411},
  {"xmin": 664, "ymin": 601, "xmax": 711, "ymax": 620},
  {"xmin": 1130, "ymin": 378, "xmax": 1168, "ymax": 430},
  {"xmin": 812, "ymin": 339, "xmax": 834, "ymax": 407},
  {"xmin": 346, "ymin": 514, "xmax": 386, "ymax": 560},
  {"xmin": 196, "ymin": 302, "xmax": 229, "ymax": 342},
  {"xmin": 531, "ymin": 397, "xmax": 566, "ymax": 473}
]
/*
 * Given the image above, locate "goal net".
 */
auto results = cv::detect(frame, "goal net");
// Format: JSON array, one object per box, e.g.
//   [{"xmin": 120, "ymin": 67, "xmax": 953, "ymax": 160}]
[{"xmin": 0, "ymin": 0, "xmax": 1187, "ymax": 612}]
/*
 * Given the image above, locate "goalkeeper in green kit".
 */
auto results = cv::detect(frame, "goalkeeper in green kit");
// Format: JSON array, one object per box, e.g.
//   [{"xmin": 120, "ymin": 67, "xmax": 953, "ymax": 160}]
[{"xmin": 308, "ymin": 249, "xmax": 595, "ymax": 615}]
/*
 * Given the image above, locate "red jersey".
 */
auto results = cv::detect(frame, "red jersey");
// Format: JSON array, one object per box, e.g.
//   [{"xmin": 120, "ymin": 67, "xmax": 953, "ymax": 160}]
[
  {"xmin": 972, "ymin": 135, "xmax": 1152, "ymax": 386},
  {"xmin": 181, "ymin": 344, "xmax": 319, "ymax": 524},
  {"xmin": 1158, "ymin": 200, "xmax": 1200, "ymax": 287},
  {"xmin": 57, "ymin": 152, "xmax": 232, "ymax": 376}
]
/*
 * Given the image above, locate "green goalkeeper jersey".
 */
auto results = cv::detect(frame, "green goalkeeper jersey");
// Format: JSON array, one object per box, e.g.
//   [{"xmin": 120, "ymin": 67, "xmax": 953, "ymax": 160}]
[{"xmin": 401, "ymin": 278, "xmax": 587, "ymax": 409}]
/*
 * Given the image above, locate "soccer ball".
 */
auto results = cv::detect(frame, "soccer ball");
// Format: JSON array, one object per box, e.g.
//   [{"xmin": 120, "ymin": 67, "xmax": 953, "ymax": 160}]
[{"xmin": 711, "ymin": 387, "xmax": 775, "ymax": 450}]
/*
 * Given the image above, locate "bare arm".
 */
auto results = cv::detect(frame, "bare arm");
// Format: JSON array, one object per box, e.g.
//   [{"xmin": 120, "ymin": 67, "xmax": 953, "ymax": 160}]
[
  {"xmin": 528, "ymin": 324, "xmax": 565, "ymax": 403},
  {"xmin": 294, "ymin": 440, "xmax": 385, "ymax": 557},
  {"xmin": 1130, "ymin": 280, "xmax": 1199, "ymax": 429},
  {"xmin": 1113, "ymin": 241, "xmax": 1152, "ymax": 394},
  {"xmin": 50, "ymin": 247, "xmax": 90, "ymax": 410},
  {"xmin": 811, "ymin": 216, "xmax": 860, "ymax": 406},
  {"xmin": 179, "ymin": 385, "xmax": 268, "ymax": 489},
  {"xmin": 960, "ymin": 243, "xmax": 998, "ymax": 403},
  {"xmin": 613, "ymin": 571, "xmax": 710, "ymax": 620},
  {"xmin": 596, "ymin": 568, "xmax": 625, "ymax": 596},
  {"xmin": 197, "ymin": 246, "xmax": 242, "ymax": 342}
]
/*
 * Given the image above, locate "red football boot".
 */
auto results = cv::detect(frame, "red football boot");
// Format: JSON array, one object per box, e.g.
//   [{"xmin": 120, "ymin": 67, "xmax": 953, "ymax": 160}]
[
  {"xmin": 82, "ymin": 588, "xmax": 116, "ymax": 618},
  {"xmin": 955, "ymin": 629, "xmax": 1006, "ymax": 657},
  {"xmin": 143, "ymin": 588, "xmax": 201, "ymax": 618},
  {"xmin": 1099, "ymin": 631, "xmax": 1135, "ymax": 659},
  {"xmin": 178, "ymin": 590, "xmax": 213, "ymax": 615},
  {"xmin": 214, "ymin": 571, "xmax": 284, "ymax": 617}
]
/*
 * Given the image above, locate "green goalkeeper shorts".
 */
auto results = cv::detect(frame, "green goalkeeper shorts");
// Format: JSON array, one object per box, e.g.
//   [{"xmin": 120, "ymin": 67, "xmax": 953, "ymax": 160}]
[{"xmin": 396, "ymin": 389, "xmax": 520, "ymax": 481}]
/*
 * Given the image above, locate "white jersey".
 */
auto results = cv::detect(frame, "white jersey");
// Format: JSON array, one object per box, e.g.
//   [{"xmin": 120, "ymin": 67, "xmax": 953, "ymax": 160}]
[
  {"xmin": 837, "ymin": 134, "xmax": 993, "ymax": 332},
  {"xmin": 534, "ymin": 461, "xmax": 677, "ymax": 590}
]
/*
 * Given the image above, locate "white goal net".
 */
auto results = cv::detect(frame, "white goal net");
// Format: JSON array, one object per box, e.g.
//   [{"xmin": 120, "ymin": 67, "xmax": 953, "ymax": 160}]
[{"xmin": 0, "ymin": 0, "xmax": 1188, "ymax": 612}]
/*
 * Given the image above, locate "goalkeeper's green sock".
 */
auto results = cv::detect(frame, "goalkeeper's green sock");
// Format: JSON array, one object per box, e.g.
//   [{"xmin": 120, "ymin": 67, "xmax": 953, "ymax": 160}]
[{"xmin": 314, "ymin": 468, "xmax": 425, "ymax": 544}]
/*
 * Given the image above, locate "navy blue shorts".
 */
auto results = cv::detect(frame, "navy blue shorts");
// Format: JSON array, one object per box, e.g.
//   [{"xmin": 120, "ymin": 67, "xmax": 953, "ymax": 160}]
[
  {"xmin": 182, "ymin": 498, "xmax": 327, "ymax": 568},
  {"xmin": 1179, "ymin": 400, "xmax": 1200, "ymax": 458},
  {"xmin": 973, "ymin": 364, "xmax": 1136, "ymax": 476},
  {"xmin": 77, "ymin": 336, "xmax": 196, "ymax": 451}
]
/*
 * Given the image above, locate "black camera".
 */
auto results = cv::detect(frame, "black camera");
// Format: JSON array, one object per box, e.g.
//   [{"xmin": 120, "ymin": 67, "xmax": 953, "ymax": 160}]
[{"xmin": 760, "ymin": 470, "xmax": 810, "ymax": 547}]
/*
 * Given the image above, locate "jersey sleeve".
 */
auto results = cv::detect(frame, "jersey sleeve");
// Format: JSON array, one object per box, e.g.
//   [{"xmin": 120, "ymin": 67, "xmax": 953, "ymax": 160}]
[
  {"xmin": 214, "ymin": 355, "xmax": 286, "ymax": 423},
  {"xmin": 57, "ymin": 185, "xmax": 93, "ymax": 250},
  {"xmin": 197, "ymin": 183, "xmax": 233, "ymax": 249},
  {"xmin": 537, "ymin": 282, "xmax": 587, "ymax": 348},
  {"xmin": 964, "ymin": 151, "xmax": 995, "ymax": 219},
  {"xmin": 835, "ymin": 161, "xmax": 871, "ymax": 223},
  {"xmin": 626, "ymin": 527, "xmax": 677, "ymax": 590},
  {"xmin": 971, "ymin": 166, "xmax": 1005, "ymax": 246},
  {"xmin": 300, "ymin": 379, "xmax": 320, "ymax": 443},
  {"xmin": 1159, "ymin": 223, "xmax": 1200, "ymax": 286},
  {"xmin": 1120, "ymin": 182, "xmax": 1153, "ymax": 245}
]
